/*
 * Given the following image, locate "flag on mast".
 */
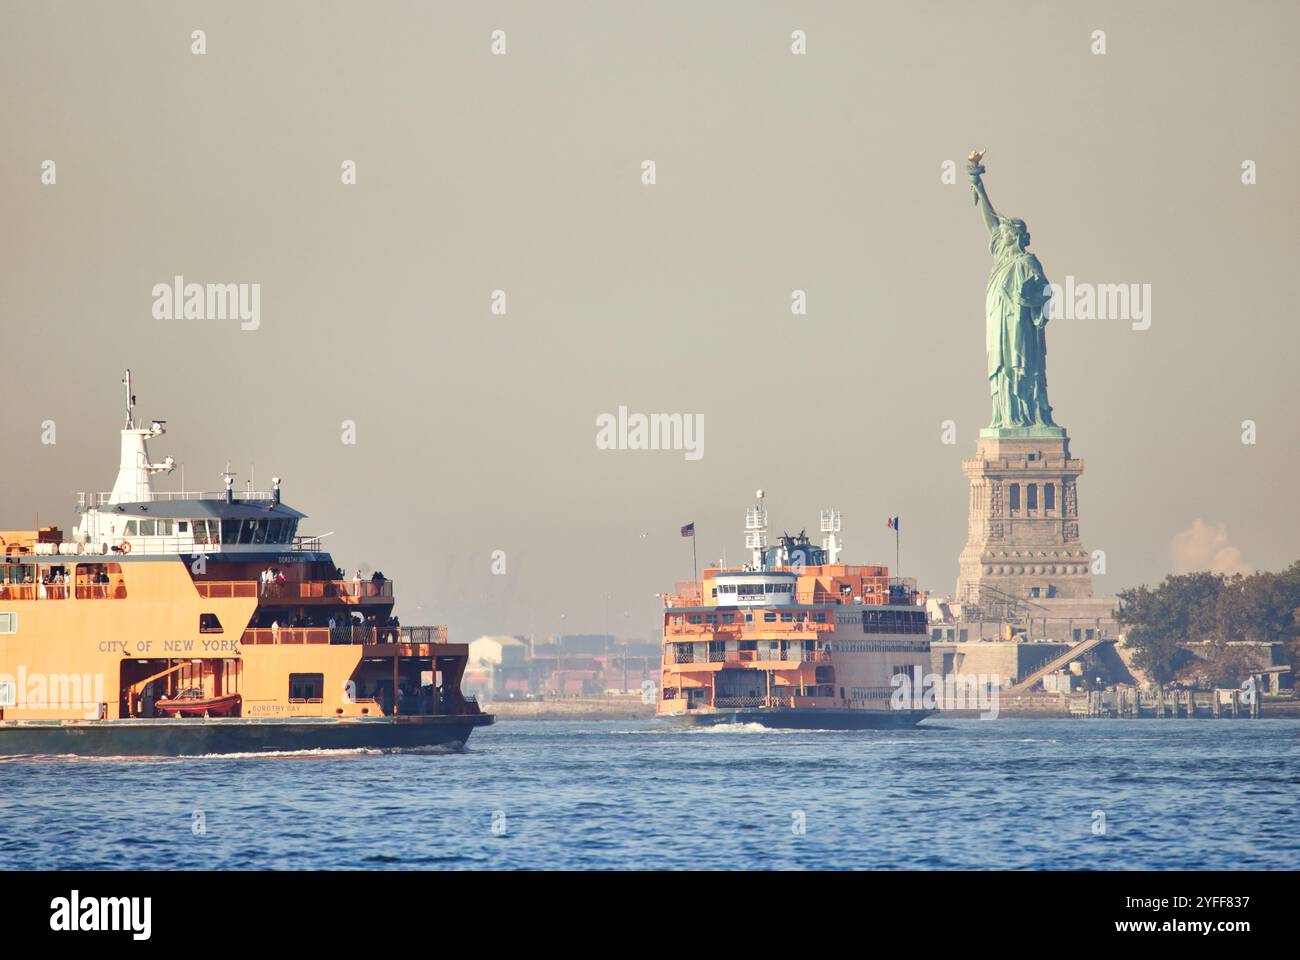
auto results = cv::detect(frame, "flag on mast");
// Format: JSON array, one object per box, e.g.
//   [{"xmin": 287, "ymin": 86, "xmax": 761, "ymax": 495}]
[
  {"xmin": 680, "ymin": 522, "xmax": 695, "ymax": 537},
  {"xmin": 887, "ymin": 516, "xmax": 899, "ymax": 530}
]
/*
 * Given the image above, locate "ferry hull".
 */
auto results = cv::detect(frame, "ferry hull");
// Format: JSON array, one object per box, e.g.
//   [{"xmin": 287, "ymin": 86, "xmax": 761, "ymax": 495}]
[
  {"xmin": 667, "ymin": 708, "xmax": 934, "ymax": 730},
  {"xmin": 0, "ymin": 714, "xmax": 494, "ymax": 757}
]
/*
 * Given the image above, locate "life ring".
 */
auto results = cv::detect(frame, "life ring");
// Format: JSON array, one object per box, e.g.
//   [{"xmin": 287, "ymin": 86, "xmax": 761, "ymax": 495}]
[{"xmin": 118, "ymin": 540, "xmax": 132, "ymax": 555}]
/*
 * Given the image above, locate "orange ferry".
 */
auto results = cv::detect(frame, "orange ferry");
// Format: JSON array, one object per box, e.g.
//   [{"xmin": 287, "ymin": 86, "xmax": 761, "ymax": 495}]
[
  {"xmin": 658, "ymin": 492, "xmax": 934, "ymax": 729},
  {"xmin": 0, "ymin": 372, "xmax": 491, "ymax": 755}
]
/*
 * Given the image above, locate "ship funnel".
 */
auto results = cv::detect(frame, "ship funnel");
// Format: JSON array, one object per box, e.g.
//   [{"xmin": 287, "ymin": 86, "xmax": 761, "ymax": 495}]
[{"xmin": 106, "ymin": 372, "xmax": 175, "ymax": 504}]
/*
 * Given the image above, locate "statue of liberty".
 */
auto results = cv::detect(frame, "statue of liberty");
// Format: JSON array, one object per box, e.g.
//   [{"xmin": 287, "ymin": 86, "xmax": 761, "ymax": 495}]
[{"xmin": 967, "ymin": 150, "xmax": 1057, "ymax": 432}]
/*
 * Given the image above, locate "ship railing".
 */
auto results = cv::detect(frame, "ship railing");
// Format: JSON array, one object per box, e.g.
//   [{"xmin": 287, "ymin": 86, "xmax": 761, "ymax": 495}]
[
  {"xmin": 0, "ymin": 581, "xmax": 131, "ymax": 601},
  {"xmin": 713, "ymin": 696, "xmax": 767, "ymax": 708},
  {"xmin": 74, "ymin": 582, "xmax": 127, "ymax": 600},
  {"xmin": 195, "ymin": 579, "xmax": 395, "ymax": 601},
  {"xmin": 56, "ymin": 535, "xmax": 329, "ymax": 557},
  {"xmin": 665, "ymin": 616, "xmax": 837, "ymax": 640},
  {"xmin": 78, "ymin": 490, "xmax": 279, "ymax": 509},
  {"xmin": 242, "ymin": 627, "xmax": 331, "ymax": 645},
  {"xmin": 662, "ymin": 580, "xmax": 703, "ymax": 606},
  {"xmin": 240, "ymin": 624, "xmax": 449, "ymax": 646},
  {"xmin": 670, "ymin": 648, "xmax": 833, "ymax": 666},
  {"xmin": 794, "ymin": 591, "xmax": 847, "ymax": 605}
]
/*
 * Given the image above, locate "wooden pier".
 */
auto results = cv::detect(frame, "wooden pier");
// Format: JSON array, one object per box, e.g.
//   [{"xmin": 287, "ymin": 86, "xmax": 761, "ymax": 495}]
[{"xmin": 1071, "ymin": 685, "xmax": 1261, "ymax": 719}]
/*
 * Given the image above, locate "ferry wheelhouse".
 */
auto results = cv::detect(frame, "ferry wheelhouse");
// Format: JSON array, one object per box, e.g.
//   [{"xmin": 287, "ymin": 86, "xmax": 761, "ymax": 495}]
[
  {"xmin": 0, "ymin": 372, "xmax": 490, "ymax": 755},
  {"xmin": 657, "ymin": 494, "xmax": 934, "ymax": 729}
]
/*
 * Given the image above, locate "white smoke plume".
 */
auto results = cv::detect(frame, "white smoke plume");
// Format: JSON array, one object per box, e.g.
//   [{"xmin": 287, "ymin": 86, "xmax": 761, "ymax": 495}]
[{"xmin": 1169, "ymin": 520, "xmax": 1251, "ymax": 577}]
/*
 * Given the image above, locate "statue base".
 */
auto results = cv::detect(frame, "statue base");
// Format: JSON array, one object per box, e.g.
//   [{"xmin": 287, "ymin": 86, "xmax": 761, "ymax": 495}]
[
  {"xmin": 979, "ymin": 425, "xmax": 1067, "ymax": 439},
  {"xmin": 955, "ymin": 429, "xmax": 1095, "ymax": 610}
]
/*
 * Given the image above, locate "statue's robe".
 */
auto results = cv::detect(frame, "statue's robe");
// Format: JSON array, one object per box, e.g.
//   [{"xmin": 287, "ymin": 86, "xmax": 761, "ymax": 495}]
[{"xmin": 986, "ymin": 235, "xmax": 1055, "ymax": 427}]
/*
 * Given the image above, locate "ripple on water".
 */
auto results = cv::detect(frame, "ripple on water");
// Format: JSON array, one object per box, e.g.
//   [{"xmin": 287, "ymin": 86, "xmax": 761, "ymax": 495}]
[{"xmin": 0, "ymin": 718, "xmax": 1297, "ymax": 869}]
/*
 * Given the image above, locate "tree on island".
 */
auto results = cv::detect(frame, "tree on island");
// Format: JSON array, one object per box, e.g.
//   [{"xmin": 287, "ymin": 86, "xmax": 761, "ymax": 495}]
[{"xmin": 1116, "ymin": 561, "xmax": 1300, "ymax": 686}]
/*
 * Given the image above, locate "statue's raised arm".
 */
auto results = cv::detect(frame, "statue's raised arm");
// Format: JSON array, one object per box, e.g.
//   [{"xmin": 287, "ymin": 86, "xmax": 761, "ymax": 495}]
[{"xmin": 967, "ymin": 149, "xmax": 999, "ymax": 233}]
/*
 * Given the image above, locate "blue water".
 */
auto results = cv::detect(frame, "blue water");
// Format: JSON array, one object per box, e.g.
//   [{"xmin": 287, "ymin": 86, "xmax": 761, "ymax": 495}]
[{"xmin": 2, "ymin": 719, "xmax": 1296, "ymax": 870}]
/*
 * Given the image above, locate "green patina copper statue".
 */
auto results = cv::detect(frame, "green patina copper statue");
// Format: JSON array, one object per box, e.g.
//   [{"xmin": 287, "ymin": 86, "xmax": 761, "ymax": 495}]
[{"xmin": 967, "ymin": 150, "xmax": 1061, "ymax": 436}]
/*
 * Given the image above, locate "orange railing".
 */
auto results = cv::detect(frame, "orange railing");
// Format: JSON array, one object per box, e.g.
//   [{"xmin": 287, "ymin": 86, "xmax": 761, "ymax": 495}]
[
  {"xmin": 665, "ymin": 618, "xmax": 836, "ymax": 638},
  {"xmin": 242, "ymin": 627, "xmax": 330, "ymax": 645},
  {"xmin": 670, "ymin": 647, "xmax": 833, "ymax": 666},
  {"xmin": 75, "ymin": 582, "xmax": 128, "ymax": 600},
  {"xmin": 195, "ymin": 580, "xmax": 395, "ymax": 601},
  {"xmin": 240, "ymin": 624, "xmax": 449, "ymax": 646},
  {"xmin": 196, "ymin": 581, "xmax": 258, "ymax": 599},
  {"xmin": 0, "ymin": 581, "xmax": 128, "ymax": 600}
]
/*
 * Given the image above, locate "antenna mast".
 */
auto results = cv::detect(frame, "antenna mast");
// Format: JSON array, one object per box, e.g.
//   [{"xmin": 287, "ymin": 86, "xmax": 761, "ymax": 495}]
[
  {"xmin": 820, "ymin": 508, "xmax": 843, "ymax": 564},
  {"xmin": 745, "ymin": 489, "xmax": 768, "ymax": 571},
  {"xmin": 122, "ymin": 369, "xmax": 135, "ymax": 429}
]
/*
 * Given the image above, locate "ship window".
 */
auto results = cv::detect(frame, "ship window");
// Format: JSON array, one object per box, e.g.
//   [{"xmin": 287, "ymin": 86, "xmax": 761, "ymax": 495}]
[
  {"xmin": 200, "ymin": 613, "xmax": 223, "ymax": 634},
  {"xmin": 763, "ymin": 612, "xmax": 776, "ymax": 622},
  {"xmin": 267, "ymin": 518, "xmax": 286, "ymax": 542},
  {"xmin": 124, "ymin": 520, "xmax": 139, "ymax": 536},
  {"xmin": 285, "ymin": 519, "xmax": 299, "ymax": 543},
  {"xmin": 138, "ymin": 519, "xmax": 157, "ymax": 536},
  {"xmin": 157, "ymin": 519, "xmax": 175, "ymax": 536},
  {"xmin": 289, "ymin": 673, "xmax": 324, "ymax": 703},
  {"xmin": 221, "ymin": 519, "xmax": 239, "ymax": 545},
  {"xmin": 238, "ymin": 519, "xmax": 258, "ymax": 544},
  {"xmin": 0, "ymin": 612, "xmax": 15, "ymax": 634},
  {"xmin": 252, "ymin": 519, "xmax": 269, "ymax": 544}
]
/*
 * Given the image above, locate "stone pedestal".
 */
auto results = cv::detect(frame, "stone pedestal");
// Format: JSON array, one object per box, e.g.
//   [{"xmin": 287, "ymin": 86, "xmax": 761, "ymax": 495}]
[{"xmin": 956, "ymin": 427, "xmax": 1094, "ymax": 608}]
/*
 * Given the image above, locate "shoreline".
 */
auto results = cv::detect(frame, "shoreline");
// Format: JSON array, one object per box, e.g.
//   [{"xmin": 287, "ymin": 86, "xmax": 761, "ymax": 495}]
[{"xmin": 485, "ymin": 696, "xmax": 1300, "ymax": 721}]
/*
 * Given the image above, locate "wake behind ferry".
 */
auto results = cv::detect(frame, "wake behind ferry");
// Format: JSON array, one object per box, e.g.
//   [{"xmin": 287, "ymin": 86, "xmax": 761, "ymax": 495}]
[
  {"xmin": 0, "ymin": 372, "xmax": 491, "ymax": 755},
  {"xmin": 658, "ymin": 492, "xmax": 934, "ymax": 729}
]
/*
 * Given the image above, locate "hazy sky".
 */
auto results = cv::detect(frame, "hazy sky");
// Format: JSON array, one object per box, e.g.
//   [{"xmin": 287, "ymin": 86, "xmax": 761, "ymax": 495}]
[{"xmin": 3, "ymin": 1, "xmax": 1297, "ymax": 643}]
